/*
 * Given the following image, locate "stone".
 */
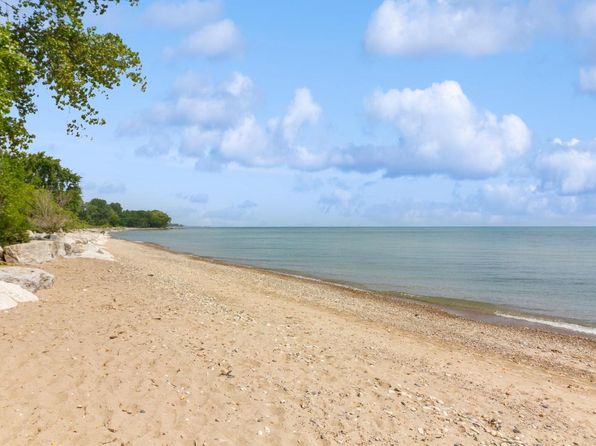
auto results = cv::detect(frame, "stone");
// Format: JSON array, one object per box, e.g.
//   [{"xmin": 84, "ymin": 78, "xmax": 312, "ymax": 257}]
[
  {"xmin": 3, "ymin": 240, "xmax": 66, "ymax": 264},
  {"xmin": 3, "ymin": 230, "xmax": 113, "ymax": 265},
  {"xmin": 0, "ymin": 246, "xmax": 4, "ymax": 262},
  {"xmin": 0, "ymin": 267, "xmax": 55, "ymax": 292},
  {"xmin": 0, "ymin": 281, "xmax": 38, "ymax": 310},
  {"xmin": 27, "ymin": 230, "xmax": 50, "ymax": 240}
]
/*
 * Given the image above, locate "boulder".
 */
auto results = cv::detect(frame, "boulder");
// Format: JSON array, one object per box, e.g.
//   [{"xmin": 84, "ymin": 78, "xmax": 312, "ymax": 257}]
[
  {"xmin": 69, "ymin": 245, "xmax": 114, "ymax": 261},
  {"xmin": 27, "ymin": 230, "xmax": 50, "ymax": 240},
  {"xmin": 0, "ymin": 267, "xmax": 55, "ymax": 292},
  {"xmin": 3, "ymin": 240, "xmax": 66, "ymax": 264},
  {"xmin": 0, "ymin": 246, "xmax": 4, "ymax": 262},
  {"xmin": 0, "ymin": 281, "xmax": 38, "ymax": 310}
]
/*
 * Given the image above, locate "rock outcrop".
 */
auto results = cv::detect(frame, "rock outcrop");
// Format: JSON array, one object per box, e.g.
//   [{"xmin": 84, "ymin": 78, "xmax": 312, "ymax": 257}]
[
  {"xmin": 0, "ymin": 281, "xmax": 38, "ymax": 310},
  {"xmin": 0, "ymin": 267, "xmax": 55, "ymax": 292}
]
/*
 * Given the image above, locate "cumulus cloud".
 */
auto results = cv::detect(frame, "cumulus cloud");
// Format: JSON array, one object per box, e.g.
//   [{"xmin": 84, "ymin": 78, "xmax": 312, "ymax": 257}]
[
  {"xmin": 364, "ymin": 0, "xmax": 551, "ymax": 56},
  {"xmin": 129, "ymin": 77, "xmax": 532, "ymax": 179},
  {"xmin": 360, "ymin": 180, "xmax": 594, "ymax": 225},
  {"xmin": 469, "ymin": 183, "xmax": 548, "ymax": 216},
  {"xmin": 282, "ymin": 88, "xmax": 322, "ymax": 142},
  {"xmin": 333, "ymin": 81, "xmax": 531, "ymax": 179},
  {"xmin": 129, "ymin": 72, "xmax": 325, "ymax": 171},
  {"xmin": 177, "ymin": 19, "xmax": 241, "ymax": 56},
  {"xmin": 143, "ymin": 0, "xmax": 220, "ymax": 28},
  {"xmin": 122, "ymin": 71, "xmax": 252, "ymax": 136},
  {"xmin": 147, "ymin": 0, "xmax": 242, "ymax": 58},
  {"xmin": 538, "ymin": 139, "xmax": 596, "ymax": 195}
]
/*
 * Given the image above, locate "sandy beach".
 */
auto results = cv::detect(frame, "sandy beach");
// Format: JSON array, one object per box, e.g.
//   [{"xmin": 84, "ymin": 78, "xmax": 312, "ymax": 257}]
[{"xmin": 0, "ymin": 238, "xmax": 594, "ymax": 445}]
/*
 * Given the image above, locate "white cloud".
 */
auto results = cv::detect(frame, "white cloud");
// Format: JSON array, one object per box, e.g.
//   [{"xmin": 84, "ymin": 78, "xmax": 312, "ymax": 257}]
[
  {"xmin": 213, "ymin": 88, "xmax": 324, "ymax": 168},
  {"xmin": 471, "ymin": 183, "xmax": 548, "ymax": 216},
  {"xmin": 538, "ymin": 141, "xmax": 596, "ymax": 195},
  {"xmin": 335, "ymin": 81, "xmax": 531, "ymax": 178},
  {"xmin": 131, "ymin": 77, "xmax": 532, "ymax": 179},
  {"xmin": 144, "ymin": 0, "xmax": 220, "ymax": 28},
  {"xmin": 226, "ymin": 72, "xmax": 254, "ymax": 97},
  {"xmin": 148, "ymin": 1, "xmax": 242, "ymax": 59},
  {"xmin": 579, "ymin": 66, "xmax": 596, "ymax": 92},
  {"xmin": 179, "ymin": 126, "xmax": 221, "ymax": 156},
  {"xmin": 219, "ymin": 116, "xmax": 270, "ymax": 165},
  {"xmin": 178, "ymin": 19, "xmax": 241, "ymax": 56},
  {"xmin": 364, "ymin": 0, "xmax": 550, "ymax": 56},
  {"xmin": 282, "ymin": 88, "xmax": 322, "ymax": 143},
  {"xmin": 552, "ymin": 137, "xmax": 581, "ymax": 147},
  {"xmin": 123, "ymin": 72, "xmax": 253, "ymax": 134},
  {"xmin": 130, "ymin": 72, "xmax": 325, "ymax": 170}
]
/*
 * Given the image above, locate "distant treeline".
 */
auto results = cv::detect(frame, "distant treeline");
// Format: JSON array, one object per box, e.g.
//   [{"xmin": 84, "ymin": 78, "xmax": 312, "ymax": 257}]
[
  {"xmin": 81, "ymin": 199, "xmax": 171, "ymax": 228},
  {"xmin": 1, "ymin": 151, "xmax": 171, "ymax": 246}
]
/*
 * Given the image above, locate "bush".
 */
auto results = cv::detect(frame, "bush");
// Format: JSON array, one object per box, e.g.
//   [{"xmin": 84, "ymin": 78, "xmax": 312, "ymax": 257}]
[{"xmin": 28, "ymin": 189, "xmax": 71, "ymax": 233}]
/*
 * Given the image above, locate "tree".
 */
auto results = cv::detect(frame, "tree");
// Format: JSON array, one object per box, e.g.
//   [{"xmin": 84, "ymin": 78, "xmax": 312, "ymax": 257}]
[
  {"xmin": 109, "ymin": 201, "xmax": 123, "ymax": 217},
  {"xmin": 0, "ymin": 0, "xmax": 145, "ymax": 152},
  {"xmin": 148, "ymin": 210, "xmax": 171, "ymax": 228},
  {"xmin": 81, "ymin": 198, "xmax": 119, "ymax": 226},
  {"xmin": 0, "ymin": 24, "xmax": 34, "ymax": 153},
  {"xmin": 0, "ymin": 154, "xmax": 34, "ymax": 245},
  {"xmin": 20, "ymin": 151, "xmax": 83, "ymax": 213}
]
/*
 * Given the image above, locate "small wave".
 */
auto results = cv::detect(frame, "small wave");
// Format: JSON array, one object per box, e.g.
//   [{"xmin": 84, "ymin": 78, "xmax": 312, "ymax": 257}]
[{"xmin": 495, "ymin": 313, "xmax": 596, "ymax": 336}]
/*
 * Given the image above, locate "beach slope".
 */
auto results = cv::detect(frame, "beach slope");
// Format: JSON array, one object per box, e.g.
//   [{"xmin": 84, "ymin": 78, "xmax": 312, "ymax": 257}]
[{"xmin": 0, "ymin": 239, "xmax": 594, "ymax": 445}]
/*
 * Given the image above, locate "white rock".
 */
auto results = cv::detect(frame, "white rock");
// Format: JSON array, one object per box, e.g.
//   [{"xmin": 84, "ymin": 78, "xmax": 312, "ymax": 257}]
[
  {"xmin": 27, "ymin": 230, "xmax": 50, "ymax": 240},
  {"xmin": 4, "ymin": 230, "xmax": 113, "ymax": 264},
  {"xmin": 0, "ymin": 267, "xmax": 55, "ymax": 292},
  {"xmin": 3, "ymin": 240, "xmax": 65, "ymax": 264},
  {"xmin": 0, "ymin": 281, "xmax": 38, "ymax": 310},
  {"xmin": 69, "ymin": 245, "xmax": 114, "ymax": 261}
]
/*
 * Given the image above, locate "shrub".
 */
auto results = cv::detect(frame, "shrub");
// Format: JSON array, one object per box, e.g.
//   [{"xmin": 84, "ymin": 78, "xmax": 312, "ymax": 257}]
[{"xmin": 28, "ymin": 189, "xmax": 71, "ymax": 233}]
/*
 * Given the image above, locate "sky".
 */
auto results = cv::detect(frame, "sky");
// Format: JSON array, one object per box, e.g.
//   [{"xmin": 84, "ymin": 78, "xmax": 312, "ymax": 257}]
[{"xmin": 25, "ymin": 0, "xmax": 596, "ymax": 226}]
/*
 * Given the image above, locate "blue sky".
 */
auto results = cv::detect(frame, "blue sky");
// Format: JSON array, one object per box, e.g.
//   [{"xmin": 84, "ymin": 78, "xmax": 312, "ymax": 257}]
[{"xmin": 26, "ymin": 0, "xmax": 596, "ymax": 225}]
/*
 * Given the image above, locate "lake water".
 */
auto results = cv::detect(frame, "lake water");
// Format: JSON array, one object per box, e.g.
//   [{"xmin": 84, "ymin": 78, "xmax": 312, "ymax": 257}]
[{"xmin": 114, "ymin": 227, "xmax": 596, "ymax": 334}]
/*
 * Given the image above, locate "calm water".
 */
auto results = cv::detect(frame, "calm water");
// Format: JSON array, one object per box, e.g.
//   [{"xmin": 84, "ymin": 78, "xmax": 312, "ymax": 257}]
[{"xmin": 115, "ymin": 227, "xmax": 596, "ymax": 330}]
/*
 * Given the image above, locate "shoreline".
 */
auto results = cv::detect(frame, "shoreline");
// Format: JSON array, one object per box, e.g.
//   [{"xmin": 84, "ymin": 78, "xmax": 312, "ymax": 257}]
[
  {"xmin": 0, "ymin": 237, "xmax": 594, "ymax": 444},
  {"xmin": 119, "ymin": 236, "xmax": 596, "ymax": 339}
]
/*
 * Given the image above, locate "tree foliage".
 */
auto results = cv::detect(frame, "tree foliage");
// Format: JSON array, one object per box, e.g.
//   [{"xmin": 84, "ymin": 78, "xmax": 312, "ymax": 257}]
[
  {"xmin": 0, "ymin": 23, "xmax": 35, "ymax": 153},
  {"xmin": 0, "ymin": 0, "xmax": 145, "ymax": 152},
  {"xmin": 80, "ymin": 198, "xmax": 172, "ymax": 228},
  {"xmin": 20, "ymin": 151, "xmax": 83, "ymax": 213},
  {"xmin": 81, "ymin": 198, "xmax": 119, "ymax": 226},
  {"xmin": 0, "ymin": 154, "xmax": 34, "ymax": 245}
]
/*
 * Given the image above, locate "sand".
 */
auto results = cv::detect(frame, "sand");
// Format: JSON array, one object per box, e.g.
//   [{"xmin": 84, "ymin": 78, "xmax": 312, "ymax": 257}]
[{"xmin": 0, "ymin": 238, "xmax": 594, "ymax": 445}]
